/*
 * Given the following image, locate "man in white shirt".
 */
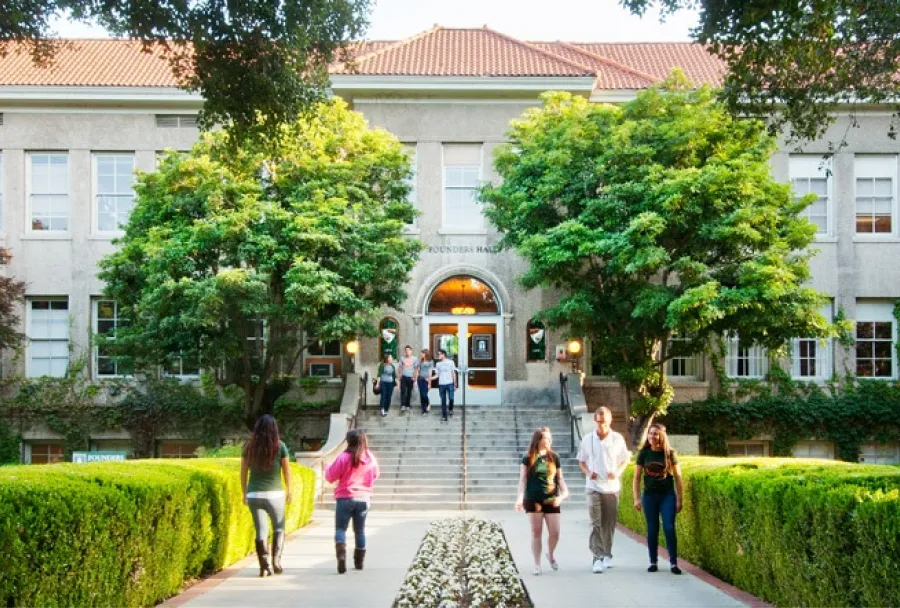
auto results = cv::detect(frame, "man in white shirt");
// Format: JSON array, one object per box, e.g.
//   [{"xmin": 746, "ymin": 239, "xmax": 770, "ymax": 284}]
[{"xmin": 576, "ymin": 407, "xmax": 631, "ymax": 574}]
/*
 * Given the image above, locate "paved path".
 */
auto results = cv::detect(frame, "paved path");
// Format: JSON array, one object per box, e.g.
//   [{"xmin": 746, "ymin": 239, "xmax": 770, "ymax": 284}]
[{"xmin": 170, "ymin": 509, "xmax": 750, "ymax": 608}]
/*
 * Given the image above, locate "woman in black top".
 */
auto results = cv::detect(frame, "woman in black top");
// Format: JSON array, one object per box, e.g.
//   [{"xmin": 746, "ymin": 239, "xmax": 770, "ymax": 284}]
[
  {"xmin": 515, "ymin": 428, "xmax": 569, "ymax": 576},
  {"xmin": 632, "ymin": 423, "xmax": 684, "ymax": 574}
]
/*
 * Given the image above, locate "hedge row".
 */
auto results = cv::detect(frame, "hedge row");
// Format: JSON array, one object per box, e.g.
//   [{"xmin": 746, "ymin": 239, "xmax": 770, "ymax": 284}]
[
  {"xmin": 0, "ymin": 458, "xmax": 315, "ymax": 607},
  {"xmin": 619, "ymin": 457, "xmax": 900, "ymax": 607}
]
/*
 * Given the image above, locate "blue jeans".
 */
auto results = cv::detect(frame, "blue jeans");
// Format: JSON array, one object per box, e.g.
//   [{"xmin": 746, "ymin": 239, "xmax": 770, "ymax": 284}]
[
  {"xmin": 335, "ymin": 498, "xmax": 369, "ymax": 548},
  {"xmin": 641, "ymin": 491, "xmax": 678, "ymax": 565},
  {"xmin": 400, "ymin": 376, "xmax": 415, "ymax": 409},
  {"xmin": 438, "ymin": 383, "xmax": 455, "ymax": 418},
  {"xmin": 417, "ymin": 377, "xmax": 430, "ymax": 412},
  {"xmin": 379, "ymin": 381, "xmax": 395, "ymax": 412}
]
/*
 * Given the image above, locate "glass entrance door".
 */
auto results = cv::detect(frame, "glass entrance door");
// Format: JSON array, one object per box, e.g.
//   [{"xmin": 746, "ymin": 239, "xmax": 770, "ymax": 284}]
[{"xmin": 425, "ymin": 317, "xmax": 502, "ymax": 406}]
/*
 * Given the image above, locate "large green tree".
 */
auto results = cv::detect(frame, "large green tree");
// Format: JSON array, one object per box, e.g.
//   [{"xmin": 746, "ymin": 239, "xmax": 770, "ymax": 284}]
[
  {"xmin": 621, "ymin": 0, "xmax": 900, "ymax": 144},
  {"xmin": 1, "ymin": 1, "xmax": 371, "ymax": 139},
  {"xmin": 481, "ymin": 74, "xmax": 832, "ymax": 446},
  {"xmin": 0, "ymin": 248, "xmax": 27, "ymax": 352},
  {"xmin": 98, "ymin": 99, "xmax": 420, "ymax": 426}
]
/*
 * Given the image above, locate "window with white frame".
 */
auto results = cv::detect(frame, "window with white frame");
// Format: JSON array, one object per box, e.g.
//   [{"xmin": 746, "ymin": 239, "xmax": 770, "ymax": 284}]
[
  {"xmin": 165, "ymin": 353, "xmax": 200, "ymax": 378},
  {"xmin": 0, "ymin": 153, "xmax": 4, "ymax": 232},
  {"xmin": 792, "ymin": 303, "xmax": 834, "ymax": 380},
  {"xmin": 94, "ymin": 153, "xmax": 136, "ymax": 233},
  {"xmin": 93, "ymin": 299, "xmax": 132, "ymax": 377},
  {"xmin": 247, "ymin": 319, "xmax": 266, "ymax": 364},
  {"xmin": 665, "ymin": 334, "xmax": 701, "ymax": 379},
  {"xmin": 727, "ymin": 441, "xmax": 768, "ymax": 457},
  {"xmin": 29, "ymin": 153, "xmax": 69, "ymax": 231},
  {"xmin": 403, "ymin": 143, "xmax": 418, "ymax": 228},
  {"xmin": 855, "ymin": 301, "xmax": 896, "ymax": 378},
  {"xmin": 27, "ymin": 298, "xmax": 69, "ymax": 377},
  {"xmin": 725, "ymin": 334, "xmax": 768, "ymax": 378},
  {"xmin": 859, "ymin": 443, "xmax": 900, "ymax": 465},
  {"xmin": 443, "ymin": 144, "xmax": 483, "ymax": 232},
  {"xmin": 790, "ymin": 156, "xmax": 832, "ymax": 235},
  {"xmin": 855, "ymin": 155, "xmax": 897, "ymax": 234}
]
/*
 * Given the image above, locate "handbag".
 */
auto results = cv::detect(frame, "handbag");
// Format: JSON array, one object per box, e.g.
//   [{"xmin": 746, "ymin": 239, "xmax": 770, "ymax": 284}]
[{"xmin": 372, "ymin": 377, "xmax": 381, "ymax": 395}]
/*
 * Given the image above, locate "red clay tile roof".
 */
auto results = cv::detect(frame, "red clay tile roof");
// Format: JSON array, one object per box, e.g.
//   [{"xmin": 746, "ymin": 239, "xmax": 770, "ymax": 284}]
[
  {"xmin": 332, "ymin": 26, "xmax": 597, "ymax": 77},
  {"xmin": 0, "ymin": 39, "xmax": 179, "ymax": 87},
  {"xmin": 0, "ymin": 28, "xmax": 726, "ymax": 90},
  {"xmin": 568, "ymin": 42, "xmax": 725, "ymax": 86}
]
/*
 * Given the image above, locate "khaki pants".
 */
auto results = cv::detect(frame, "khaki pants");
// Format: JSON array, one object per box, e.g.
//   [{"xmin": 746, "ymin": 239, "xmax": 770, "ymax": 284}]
[{"xmin": 588, "ymin": 491, "xmax": 619, "ymax": 559}]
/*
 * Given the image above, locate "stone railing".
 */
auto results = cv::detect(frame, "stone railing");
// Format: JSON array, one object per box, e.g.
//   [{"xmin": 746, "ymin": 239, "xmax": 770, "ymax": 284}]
[{"xmin": 294, "ymin": 371, "xmax": 363, "ymax": 502}]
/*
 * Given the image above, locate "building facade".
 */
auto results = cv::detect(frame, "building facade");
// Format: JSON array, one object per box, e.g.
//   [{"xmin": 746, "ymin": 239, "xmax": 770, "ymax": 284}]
[{"xmin": 1, "ymin": 28, "xmax": 899, "ymax": 462}]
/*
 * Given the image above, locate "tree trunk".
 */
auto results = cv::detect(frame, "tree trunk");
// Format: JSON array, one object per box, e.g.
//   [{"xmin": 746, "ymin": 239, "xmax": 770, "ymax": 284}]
[{"xmin": 628, "ymin": 411, "xmax": 656, "ymax": 450}]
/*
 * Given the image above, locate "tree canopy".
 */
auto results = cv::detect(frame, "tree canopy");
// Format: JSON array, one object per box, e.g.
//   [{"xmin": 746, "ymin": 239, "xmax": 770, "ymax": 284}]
[
  {"xmin": 0, "ymin": 248, "xmax": 27, "ymax": 352},
  {"xmin": 98, "ymin": 99, "xmax": 420, "ymax": 425},
  {"xmin": 1, "ymin": 0, "xmax": 371, "ymax": 139},
  {"xmin": 621, "ymin": 0, "xmax": 900, "ymax": 144},
  {"xmin": 481, "ymin": 74, "xmax": 832, "ymax": 445}
]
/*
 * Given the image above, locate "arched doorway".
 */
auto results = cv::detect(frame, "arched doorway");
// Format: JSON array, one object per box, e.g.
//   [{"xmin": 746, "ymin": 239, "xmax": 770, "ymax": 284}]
[{"xmin": 423, "ymin": 275, "xmax": 503, "ymax": 405}]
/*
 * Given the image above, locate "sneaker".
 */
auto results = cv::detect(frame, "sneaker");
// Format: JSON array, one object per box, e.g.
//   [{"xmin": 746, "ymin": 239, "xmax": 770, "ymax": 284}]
[
  {"xmin": 422, "ymin": 410, "xmax": 428, "ymax": 416},
  {"xmin": 441, "ymin": 417, "xmax": 448, "ymax": 422},
  {"xmin": 602, "ymin": 556, "xmax": 612, "ymax": 569},
  {"xmin": 592, "ymin": 558, "xmax": 605, "ymax": 574},
  {"xmin": 533, "ymin": 565, "xmax": 541, "ymax": 576},
  {"xmin": 647, "ymin": 563, "xmax": 658, "ymax": 573},
  {"xmin": 546, "ymin": 553, "xmax": 559, "ymax": 571},
  {"xmin": 380, "ymin": 410, "xmax": 387, "ymax": 417},
  {"xmin": 671, "ymin": 565, "xmax": 682, "ymax": 575}
]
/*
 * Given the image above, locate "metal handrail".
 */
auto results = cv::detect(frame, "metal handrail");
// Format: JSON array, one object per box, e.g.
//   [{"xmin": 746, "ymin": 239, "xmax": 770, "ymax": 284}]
[
  {"xmin": 560, "ymin": 372, "xmax": 584, "ymax": 453},
  {"xmin": 359, "ymin": 371, "xmax": 368, "ymax": 411}
]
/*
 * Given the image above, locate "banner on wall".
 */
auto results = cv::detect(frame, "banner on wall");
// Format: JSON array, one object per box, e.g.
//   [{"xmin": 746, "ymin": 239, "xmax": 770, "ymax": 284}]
[
  {"xmin": 379, "ymin": 318, "xmax": 399, "ymax": 360},
  {"xmin": 527, "ymin": 320, "xmax": 546, "ymax": 361}
]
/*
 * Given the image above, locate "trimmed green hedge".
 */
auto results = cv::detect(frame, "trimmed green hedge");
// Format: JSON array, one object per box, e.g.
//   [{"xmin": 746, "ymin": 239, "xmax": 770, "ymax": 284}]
[
  {"xmin": 619, "ymin": 457, "xmax": 900, "ymax": 607},
  {"xmin": 0, "ymin": 458, "xmax": 315, "ymax": 607}
]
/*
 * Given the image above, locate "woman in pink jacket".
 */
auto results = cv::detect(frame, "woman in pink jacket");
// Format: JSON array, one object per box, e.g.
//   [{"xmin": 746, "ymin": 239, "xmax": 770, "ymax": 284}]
[{"xmin": 325, "ymin": 429, "xmax": 379, "ymax": 574}]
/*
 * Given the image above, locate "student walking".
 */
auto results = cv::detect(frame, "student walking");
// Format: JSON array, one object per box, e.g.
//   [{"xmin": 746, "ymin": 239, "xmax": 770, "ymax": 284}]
[
  {"xmin": 515, "ymin": 428, "xmax": 569, "ymax": 575},
  {"xmin": 633, "ymin": 423, "xmax": 684, "ymax": 575},
  {"xmin": 325, "ymin": 430, "xmax": 380, "ymax": 574},
  {"xmin": 240, "ymin": 414, "xmax": 292, "ymax": 578},
  {"xmin": 398, "ymin": 345, "xmax": 417, "ymax": 413},
  {"xmin": 576, "ymin": 407, "xmax": 631, "ymax": 574},
  {"xmin": 415, "ymin": 348, "xmax": 435, "ymax": 415},
  {"xmin": 434, "ymin": 349, "xmax": 458, "ymax": 422},
  {"xmin": 375, "ymin": 354, "xmax": 397, "ymax": 417}
]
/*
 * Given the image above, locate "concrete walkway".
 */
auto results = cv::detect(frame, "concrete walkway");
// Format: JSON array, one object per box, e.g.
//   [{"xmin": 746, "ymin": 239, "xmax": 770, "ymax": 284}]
[{"xmin": 169, "ymin": 509, "xmax": 752, "ymax": 608}]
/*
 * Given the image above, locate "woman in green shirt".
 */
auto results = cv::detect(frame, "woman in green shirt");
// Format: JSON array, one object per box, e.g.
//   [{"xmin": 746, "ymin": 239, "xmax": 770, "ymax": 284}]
[
  {"xmin": 633, "ymin": 423, "xmax": 684, "ymax": 574},
  {"xmin": 241, "ymin": 414, "xmax": 292, "ymax": 577},
  {"xmin": 515, "ymin": 427, "xmax": 570, "ymax": 576}
]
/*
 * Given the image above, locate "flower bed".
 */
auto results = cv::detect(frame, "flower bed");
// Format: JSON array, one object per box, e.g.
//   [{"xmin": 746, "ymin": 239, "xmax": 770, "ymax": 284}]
[{"xmin": 394, "ymin": 517, "xmax": 531, "ymax": 608}]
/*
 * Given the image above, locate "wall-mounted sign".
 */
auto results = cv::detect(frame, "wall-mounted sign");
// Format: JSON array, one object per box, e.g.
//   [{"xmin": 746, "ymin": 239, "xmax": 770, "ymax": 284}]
[
  {"xmin": 72, "ymin": 451, "xmax": 128, "ymax": 463},
  {"xmin": 426, "ymin": 245, "xmax": 500, "ymax": 254},
  {"xmin": 527, "ymin": 319, "xmax": 546, "ymax": 362},
  {"xmin": 472, "ymin": 334, "xmax": 493, "ymax": 360}
]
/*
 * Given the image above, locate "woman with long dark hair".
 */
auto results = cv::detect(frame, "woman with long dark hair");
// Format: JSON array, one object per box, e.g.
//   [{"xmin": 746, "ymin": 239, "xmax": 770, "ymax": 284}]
[
  {"xmin": 515, "ymin": 427, "xmax": 569, "ymax": 575},
  {"xmin": 240, "ymin": 414, "xmax": 292, "ymax": 577},
  {"xmin": 325, "ymin": 429, "xmax": 380, "ymax": 574},
  {"xmin": 633, "ymin": 422, "xmax": 684, "ymax": 574}
]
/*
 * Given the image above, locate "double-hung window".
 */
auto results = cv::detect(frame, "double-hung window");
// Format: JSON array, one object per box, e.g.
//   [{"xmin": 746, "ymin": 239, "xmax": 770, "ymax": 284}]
[
  {"xmin": 93, "ymin": 299, "xmax": 132, "ymax": 377},
  {"xmin": 855, "ymin": 301, "xmax": 897, "ymax": 379},
  {"xmin": 725, "ymin": 334, "xmax": 768, "ymax": 379},
  {"xmin": 665, "ymin": 334, "xmax": 701, "ymax": 379},
  {"xmin": 855, "ymin": 155, "xmax": 898, "ymax": 235},
  {"xmin": 791, "ymin": 303, "xmax": 834, "ymax": 381},
  {"xmin": 442, "ymin": 144, "xmax": 483, "ymax": 232},
  {"xmin": 790, "ymin": 156, "xmax": 832, "ymax": 236},
  {"xmin": 94, "ymin": 153, "xmax": 136, "ymax": 233},
  {"xmin": 27, "ymin": 298, "xmax": 69, "ymax": 377},
  {"xmin": 29, "ymin": 153, "xmax": 69, "ymax": 232}
]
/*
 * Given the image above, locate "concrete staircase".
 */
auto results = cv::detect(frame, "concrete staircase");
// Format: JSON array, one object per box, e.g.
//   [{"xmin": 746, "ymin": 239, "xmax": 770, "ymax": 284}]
[{"xmin": 321, "ymin": 403, "xmax": 587, "ymax": 511}]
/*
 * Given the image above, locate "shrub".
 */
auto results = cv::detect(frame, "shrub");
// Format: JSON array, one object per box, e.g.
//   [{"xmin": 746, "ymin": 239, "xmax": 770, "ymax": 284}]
[
  {"xmin": 0, "ymin": 458, "xmax": 315, "ymax": 607},
  {"xmin": 620, "ymin": 457, "xmax": 900, "ymax": 607}
]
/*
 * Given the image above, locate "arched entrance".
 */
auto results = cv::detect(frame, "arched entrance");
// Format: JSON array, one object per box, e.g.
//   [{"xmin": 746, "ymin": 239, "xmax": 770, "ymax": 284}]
[{"xmin": 423, "ymin": 275, "xmax": 503, "ymax": 405}]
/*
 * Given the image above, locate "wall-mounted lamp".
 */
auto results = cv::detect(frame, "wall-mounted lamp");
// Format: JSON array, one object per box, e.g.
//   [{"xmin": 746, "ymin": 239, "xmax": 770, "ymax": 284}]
[
  {"xmin": 346, "ymin": 340, "xmax": 359, "ymax": 373},
  {"xmin": 566, "ymin": 339, "xmax": 583, "ymax": 373}
]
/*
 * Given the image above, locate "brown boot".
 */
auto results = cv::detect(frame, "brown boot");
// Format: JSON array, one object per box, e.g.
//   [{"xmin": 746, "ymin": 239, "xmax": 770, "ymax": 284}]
[
  {"xmin": 255, "ymin": 539, "xmax": 273, "ymax": 577},
  {"xmin": 336, "ymin": 542, "xmax": 347, "ymax": 574},
  {"xmin": 272, "ymin": 531, "xmax": 284, "ymax": 575},
  {"xmin": 353, "ymin": 548, "xmax": 366, "ymax": 570}
]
